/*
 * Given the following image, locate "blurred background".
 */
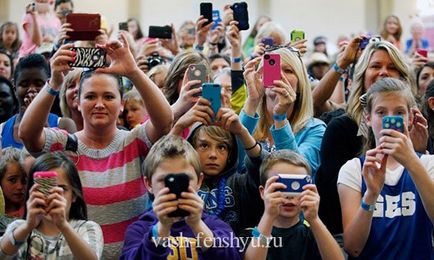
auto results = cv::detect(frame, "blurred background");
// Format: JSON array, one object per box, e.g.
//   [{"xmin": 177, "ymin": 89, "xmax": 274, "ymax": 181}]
[{"xmin": 0, "ymin": 0, "xmax": 433, "ymax": 53}]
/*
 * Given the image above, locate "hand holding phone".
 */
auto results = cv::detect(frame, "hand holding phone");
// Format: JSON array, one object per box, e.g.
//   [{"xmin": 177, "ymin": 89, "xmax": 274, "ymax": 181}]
[
  {"xmin": 119, "ymin": 22, "xmax": 128, "ymax": 31},
  {"xmin": 202, "ymin": 83, "xmax": 222, "ymax": 119},
  {"xmin": 231, "ymin": 2, "xmax": 249, "ymax": 30},
  {"xmin": 382, "ymin": 115, "xmax": 404, "ymax": 133},
  {"xmin": 263, "ymin": 53, "xmax": 281, "ymax": 87},
  {"xmin": 261, "ymin": 37, "xmax": 273, "ymax": 48},
  {"xmin": 416, "ymin": 49, "xmax": 428, "ymax": 58},
  {"xmin": 290, "ymin": 30, "xmax": 305, "ymax": 43},
  {"xmin": 34, "ymin": 171, "xmax": 58, "ymax": 196},
  {"xmin": 200, "ymin": 2, "xmax": 213, "ymax": 26},
  {"xmin": 188, "ymin": 64, "xmax": 207, "ymax": 96},
  {"xmin": 276, "ymin": 174, "xmax": 312, "ymax": 197},
  {"xmin": 164, "ymin": 173, "xmax": 190, "ymax": 217}
]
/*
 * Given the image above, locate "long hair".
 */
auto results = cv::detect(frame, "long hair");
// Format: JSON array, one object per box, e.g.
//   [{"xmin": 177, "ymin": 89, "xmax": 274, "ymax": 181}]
[
  {"xmin": 25, "ymin": 152, "xmax": 88, "ymax": 220},
  {"xmin": 163, "ymin": 50, "xmax": 209, "ymax": 105},
  {"xmin": 422, "ymin": 80, "xmax": 434, "ymax": 141},
  {"xmin": 127, "ymin": 18, "xmax": 144, "ymax": 40},
  {"xmin": 0, "ymin": 50, "xmax": 14, "ymax": 79},
  {"xmin": 361, "ymin": 78, "xmax": 416, "ymax": 154},
  {"xmin": 59, "ymin": 68, "xmax": 82, "ymax": 118},
  {"xmin": 346, "ymin": 40, "xmax": 414, "ymax": 126},
  {"xmin": 380, "ymin": 15, "xmax": 403, "ymax": 43},
  {"xmin": 0, "ymin": 22, "xmax": 21, "ymax": 53},
  {"xmin": 254, "ymin": 47, "xmax": 313, "ymax": 142}
]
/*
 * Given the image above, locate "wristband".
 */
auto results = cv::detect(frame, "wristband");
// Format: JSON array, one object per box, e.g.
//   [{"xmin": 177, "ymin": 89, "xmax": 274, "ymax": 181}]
[
  {"xmin": 232, "ymin": 56, "xmax": 242, "ymax": 63},
  {"xmin": 251, "ymin": 226, "xmax": 272, "ymax": 247},
  {"xmin": 273, "ymin": 113, "xmax": 287, "ymax": 121},
  {"xmin": 332, "ymin": 63, "xmax": 346, "ymax": 74},
  {"xmin": 9, "ymin": 227, "xmax": 25, "ymax": 247},
  {"xmin": 360, "ymin": 199, "xmax": 375, "ymax": 212},
  {"xmin": 245, "ymin": 141, "xmax": 258, "ymax": 151},
  {"xmin": 45, "ymin": 81, "xmax": 60, "ymax": 96}
]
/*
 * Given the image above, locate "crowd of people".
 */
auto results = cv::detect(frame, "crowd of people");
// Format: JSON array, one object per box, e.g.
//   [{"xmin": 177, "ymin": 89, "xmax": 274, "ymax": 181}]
[{"xmin": 0, "ymin": 0, "xmax": 432, "ymax": 259}]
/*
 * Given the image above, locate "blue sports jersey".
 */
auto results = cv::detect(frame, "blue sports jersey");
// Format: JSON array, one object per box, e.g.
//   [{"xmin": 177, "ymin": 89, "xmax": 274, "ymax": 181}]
[
  {"xmin": 1, "ymin": 113, "xmax": 59, "ymax": 149},
  {"xmin": 353, "ymin": 155, "xmax": 434, "ymax": 260}
]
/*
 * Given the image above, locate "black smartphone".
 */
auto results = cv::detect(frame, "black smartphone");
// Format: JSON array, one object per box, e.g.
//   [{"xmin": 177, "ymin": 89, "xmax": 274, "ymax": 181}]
[
  {"xmin": 69, "ymin": 47, "xmax": 107, "ymax": 68},
  {"xmin": 148, "ymin": 25, "xmax": 172, "ymax": 39},
  {"xmin": 200, "ymin": 2, "xmax": 213, "ymax": 26},
  {"xmin": 164, "ymin": 173, "xmax": 190, "ymax": 217},
  {"xmin": 231, "ymin": 2, "xmax": 249, "ymax": 31},
  {"xmin": 119, "ymin": 22, "xmax": 128, "ymax": 31}
]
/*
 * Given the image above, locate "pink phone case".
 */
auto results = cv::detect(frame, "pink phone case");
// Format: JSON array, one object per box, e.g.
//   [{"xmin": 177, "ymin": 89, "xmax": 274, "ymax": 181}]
[
  {"xmin": 263, "ymin": 54, "xmax": 281, "ymax": 88},
  {"xmin": 34, "ymin": 171, "xmax": 57, "ymax": 196}
]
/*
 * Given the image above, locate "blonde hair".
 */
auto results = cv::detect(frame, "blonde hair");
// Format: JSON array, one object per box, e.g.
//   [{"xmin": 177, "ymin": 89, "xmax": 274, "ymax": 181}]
[
  {"xmin": 143, "ymin": 135, "xmax": 201, "ymax": 180},
  {"xmin": 123, "ymin": 88, "xmax": 144, "ymax": 106},
  {"xmin": 254, "ymin": 21, "xmax": 287, "ymax": 46},
  {"xmin": 59, "ymin": 68, "xmax": 83, "ymax": 118},
  {"xmin": 254, "ymin": 47, "xmax": 314, "ymax": 141},
  {"xmin": 346, "ymin": 40, "xmax": 414, "ymax": 126}
]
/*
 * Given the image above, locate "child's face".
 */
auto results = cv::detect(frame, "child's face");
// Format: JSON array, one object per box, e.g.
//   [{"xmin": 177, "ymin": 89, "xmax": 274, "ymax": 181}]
[
  {"xmin": 124, "ymin": 100, "xmax": 146, "ymax": 128},
  {"xmin": 195, "ymin": 131, "xmax": 229, "ymax": 176},
  {"xmin": 145, "ymin": 157, "xmax": 202, "ymax": 195},
  {"xmin": 1, "ymin": 162, "xmax": 26, "ymax": 205},
  {"xmin": 263, "ymin": 162, "xmax": 309, "ymax": 219},
  {"xmin": 2, "ymin": 25, "xmax": 17, "ymax": 46},
  {"xmin": 65, "ymin": 76, "xmax": 80, "ymax": 111},
  {"xmin": 367, "ymin": 92, "xmax": 412, "ymax": 144},
  {"xmin": 15, "ymin": 68, "xmax": 47, "ymax": 111}
]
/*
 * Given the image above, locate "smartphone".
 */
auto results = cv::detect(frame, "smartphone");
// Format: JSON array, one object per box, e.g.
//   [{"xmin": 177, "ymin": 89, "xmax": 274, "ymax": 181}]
[
  {"xmin": 261, "ymin": 37, "xmax": 274, "ymax": 48},
  {"xmin": 382, "ymin": 115, "xmax": 404, "ymax": 133},
  {"xmin": 188, "ymin": 64, "xmax": 207, "ymax": 97},
  {"xmin": 290, "ymin": 30, "xmax": 305, "ymax": 43},
  {"xmin": 164, "ymin": 173, "xmax": 190, "ymax": 217},
  {"xmin": 263, "ymin": 53, "xmax": 281, "ymax": 87},
  {"xmin": 32, "ymin": 2, "xmax": 50, "ymax": 13},
  {"xmin": 148, "ymin": 25, "xmax": 172, "ymax": 39},
  {"xmin": 202, "ymin": 83, "xmax": 221, "ymax": 119},
  {"xmin": 417, "ymin": 49, "xmax": 428, "ymax": 58},
  {"xmin": 66, "ymin": 13, "xmax": 101, "ymax": 41},
  {"xmin": 200, "ymin": 2, "xmax": 213, "ymax": 26},
  {"xmin": 119, "ymin": 22, "xmax": 128, "ymax": 31},
  {"xmin": 34, "ymin": 171, "xmax": 58, "ymax": 196},
  {"xmin": 69, "ymin": 47, "xmax": 107, "ymax": 68},
  {"xmin": 277, "ymin": 174, "xmax": 312, "ymax": 197},
  {"xmin": 231, "ymin": 2, "xmax": 249, "ymax": 31},
  {"xmin": 212, "ymin": 10, "xmax": 221, "ymax": 30}
]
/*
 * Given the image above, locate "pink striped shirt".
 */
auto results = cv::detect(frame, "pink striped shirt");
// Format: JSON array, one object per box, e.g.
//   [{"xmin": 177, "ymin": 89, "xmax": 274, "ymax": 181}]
[{"xmin": 41, "ymin": 125, "xmax": 151, "ymax": 258}]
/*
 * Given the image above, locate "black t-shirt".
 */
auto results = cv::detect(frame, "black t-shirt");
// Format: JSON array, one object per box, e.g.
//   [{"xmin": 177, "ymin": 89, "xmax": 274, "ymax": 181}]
[
  {"xmin": 315, "ymin": 114, "xmax": 363, "ymax": 235},
  {"xmin": 267, "ymin": 221, "xmax": 321, "ymax": 260}
]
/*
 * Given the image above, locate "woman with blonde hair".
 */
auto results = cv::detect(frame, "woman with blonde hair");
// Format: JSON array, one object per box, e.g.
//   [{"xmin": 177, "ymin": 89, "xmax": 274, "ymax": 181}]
[
  {"xmin": 240, "ymin": 46, "xmax": 326, "ymax": 175},
  {"xmin": 59, "ymin": 68, "xmax": 83, "ymax": 130}
]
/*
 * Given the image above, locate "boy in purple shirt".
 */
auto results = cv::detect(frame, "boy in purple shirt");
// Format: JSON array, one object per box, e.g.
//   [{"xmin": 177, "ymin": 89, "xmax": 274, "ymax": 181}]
[{"xmin": 121, "ymin": 135, "xmax": 241, "ymax": 260}]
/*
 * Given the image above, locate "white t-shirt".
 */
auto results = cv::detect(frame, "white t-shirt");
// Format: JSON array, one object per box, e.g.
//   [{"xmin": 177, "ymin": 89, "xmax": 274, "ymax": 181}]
[{"xmin": 338, "ymin": 154, "xmax": 434, "ymax": 192}]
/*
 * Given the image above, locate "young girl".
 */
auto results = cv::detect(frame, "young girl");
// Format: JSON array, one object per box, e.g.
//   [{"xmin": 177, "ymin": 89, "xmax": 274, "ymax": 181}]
[
  {"xmin": 123, "ymin": 88, "xmax": 147, "ymax": 129},
  {"xmin": 0, "ymin": 147, "xmax": 26, "ymax": 235},
  {"xmin": 0, "ymin": 152, "xmax": 103, "ymax": 259},
  {"xmin": 380, "ymin": 15, "xmax": 403, "ymax": 50},
  {"xmin": 338, "ymin": 78, "xmax": 434, "ymax": 259},
  {"xmin": 0, "ymin": 22, "xmax": 21, "ymax": 60}
]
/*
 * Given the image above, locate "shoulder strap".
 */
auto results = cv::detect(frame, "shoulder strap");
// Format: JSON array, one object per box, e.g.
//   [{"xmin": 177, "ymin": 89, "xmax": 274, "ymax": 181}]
[{"xmin": 65, "ymin": 134, "xmax": 78, "ymax": 153}]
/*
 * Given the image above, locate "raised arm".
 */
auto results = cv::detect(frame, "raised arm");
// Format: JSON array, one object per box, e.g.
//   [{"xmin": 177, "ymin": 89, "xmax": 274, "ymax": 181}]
[
  {"xmin": 312, "ymin": 36, "xmax": 362, "ymax": 115},
  {"xmin": 97, "ymin": 32, "xmax": 174, "ymax": 143},
  {"xmin": 23, "ymin": 4, "xmax": 42, "ymax": 46},
  {"xmin": 18, "ymin": 44, "xmax": 75, "ymax": 152}
]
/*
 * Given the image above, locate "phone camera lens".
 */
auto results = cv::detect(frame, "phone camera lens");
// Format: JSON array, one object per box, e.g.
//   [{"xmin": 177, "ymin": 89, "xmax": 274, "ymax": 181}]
[
  {"xmin": 264, "ymin": 54, "xmax": 270, "ymax": 60},
  {"xmin": 168, "ymin": 177, "xmax": 174, "ymax": 182},
  {"xmin": 269, "ymin": 59, "xmax": 275, "ymax": 65}
]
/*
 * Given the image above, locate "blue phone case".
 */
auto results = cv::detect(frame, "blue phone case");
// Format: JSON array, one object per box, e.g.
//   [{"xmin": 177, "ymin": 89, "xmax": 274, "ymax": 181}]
[
  {"xmin": 382, "ymin": 115, "xmax": 404, "ymax": 133},
  {"xmin": 202, "ymin": 83, "xmax": 221, "ymax": 119},
  {"xmin": 212, "ymin": 10, "xmax": 221, "ymax": 30}
]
